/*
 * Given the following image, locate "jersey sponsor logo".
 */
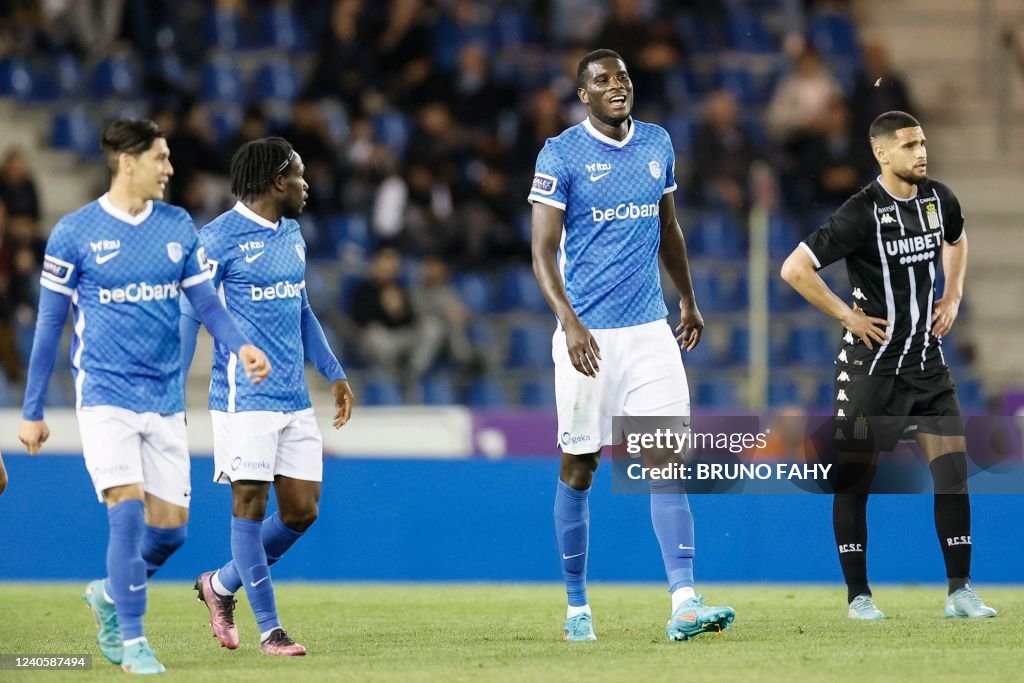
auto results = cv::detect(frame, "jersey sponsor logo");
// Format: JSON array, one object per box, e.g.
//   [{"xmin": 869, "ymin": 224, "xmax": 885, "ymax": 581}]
[
  {"xmin": 648, "ymin": 160, "xmax": 662, "ymax": 178},
  {"xmin": 166, "ymin": 242, "xmax": 183, "ymax": 263},
  {"xmin": 98, "ymin": 281, "xmax": 180, "ymax": 304},
  {"xmin": 95, "ymin": 250, "xmax": 120, "ymax": 264},
  {"xmin": 42, "ymin": 254, "xmax": 74, "ymax": 284},
  {"xmin": 880, "ymin": 213, "xmax": 896, "ymax": 224},
  {"xmin": 590, "ymin": 201, "xmax": 658, "ymax": 222},
  {"xmin": 238, "ymin": 240, "xmax": 265, "ymax": 252},
  {"xmin": 878, "ymin": 204, "xmax": 896, "ymax": 213},
  {"xmin": 560, "ymin": 431, "xmax": 591, "ymax": 447},
  {"xmin": 531, "ymin": 173, "xmax": 557, "ymax": 195},
  {"xmin": 250, "ymin": 279, "xmax": 305, "ymax": 301},
  {"xmin": 90, "ymin": 239, "xmax": 121, "ymax": 252},
  {"xmin": 886, "ymin": 232, "xmax": 941, "ymax": 265}
]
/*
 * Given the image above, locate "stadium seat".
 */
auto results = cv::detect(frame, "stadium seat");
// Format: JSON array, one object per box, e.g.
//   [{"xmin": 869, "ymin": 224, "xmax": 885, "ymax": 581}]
[
  {"xmin": 151, "ymin": 51, "xmax": 186, "ymax": 92},
  {"xmin": 91, "ymin": 55, "xmax": 139, "ymax": 99},
  {"xmin": 453, "ymin": 272, "xmax": 496, "ymax": 316},
  {"xmin": 689, "ymin": 213, "xmax": 743, "ymax": 260},
  {"xmin": 788, "ymin": 325, "xmax": 836, "ymax": 366},
  {"xmin": 957, "ymin": 379, "xmax": 984, "ymax": 411},
  {"xmin": 726, "ymin": 13, "xmax": 777, "ymax": 53},
  {"xmin": 768, "ymin": 213, "xmax": 800, "ymax": 259},
  {"xmin": 209, "ymin": 103, "xmax": 243, "ymax": 147},
  {"xmin": 0, "ymin": 58, "xmax": 35, "ymax": 100},
  {"xmin": 695, "ymin": 379, "xmax": 738, "ymax": 410},
  {"xmin": 728, "ymin": 326, "xmax": 750, "ymax": 365},
  {"xmin": 505, "ymin": 323, "xmax": 552, "ymax": 370},
  {"xmin": 50, "ymin": 106, "xmax": 99, "ymax": 157},
  {"xmin": 500, "ymin": 265, "xmax": 547, "ymax": 313},
  {"xmin": 465, "ymin": 378, "xmax": 507, "ymax": 407},
  {"xmin": 809, "ymin": 14, "xmax": 860, "ymax": 57},
  {"xmin": 259, "ymin": 6, "xmax": 308, "ymax": 51},
  {"xmin": 0, "ymin": 374, "xmax": 16, "ymax": 408},
  {"xmin": 199, "ymin": 58, "xmax": 245, "ymax": 103},
  {"xmin": 328, "ymin": 214, "xmax": 372, "ymax": 261},
  {"xmin": 768, "ymin": 274, "xmax": 803, "ymax": 313},
  {"xmin": 203, "ymin": 8, "xmax": 246, "ymax": 50},
  {"xmin": 253, "ymin": 61, "xmax": 302, "ymax": 102},
  {"xmin": 768, "ymin": 378, "xmax": 801, "ymax": 407},
  {"xmin": 372, "ymin": 110, "xmax": 412, "ymax": 157},
  {"xmin": 814, "ymin": 380, "xmax": 834, "ymax": 409},
  {"xmin": 420, "ymin": 375, "xmax": 456, "ymax": 405},
  {"xmin": 361, "ymin": 377, "xmax": 403, "ymax": 406},
  {"xmin": 520, "ymin": 374, "xmax": 555, "ymax": 408}
]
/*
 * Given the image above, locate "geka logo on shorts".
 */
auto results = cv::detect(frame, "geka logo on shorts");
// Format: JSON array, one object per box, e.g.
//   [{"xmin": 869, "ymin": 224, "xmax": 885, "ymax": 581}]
[
  {"xmin": 591, "ymin": 201, "xmax": 658, "ymax": 222},
  {"xmin": 251, "ymin": 280, "xmax": 305, "ymax": 301},
  {"xmin": 838, "ymin": 543, "xmax": 863, "ymax": 553},
  {"xmin": 946, "ymin": 535, "xmax": 971, "ymax": 547},
  {"xmin": 561, "ymin": 431, "xmax": 591, "ymax": 447},
  {"xmin": 99, "ymin": 281, "xmax": 179, "ymax": 304}
]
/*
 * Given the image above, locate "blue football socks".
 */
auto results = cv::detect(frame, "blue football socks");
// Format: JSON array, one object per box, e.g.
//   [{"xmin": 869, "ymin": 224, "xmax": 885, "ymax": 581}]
[
  {"xmin": 231, "ymin": 516, "xmax": 281, "ymax": 634},
  {"xmin": 141, "ymin": 525, "xmax": 187, "ymax": 577},
  {"xmin": 554, "ymin": 480, "xmax": 590, "ymax": 607},
  {"xmin": 215, "ymin": 512, "xmax": 304, "ymax": 594},
  {"xmin": 105, "ymin": 500, "xmax": 147, "ymax": 641},
  {"xmin": 650, "ymin": 480, "xmax": 695, "ymax": 593}
]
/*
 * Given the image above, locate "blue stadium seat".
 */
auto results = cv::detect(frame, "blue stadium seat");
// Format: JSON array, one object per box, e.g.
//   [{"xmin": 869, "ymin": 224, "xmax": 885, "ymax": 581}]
[
  {"xmin": 520, "ymin": 376, "xmax": 555, "ymax": 408},
  {"xmin": 809, "ymin": 14, "xmax": 860, "ymax": 57},
  {"xmin": 500, "ymin": 265, "xmax": 547, "ymax": 313},
  {"xmin": 727, "ymin": 13, "xmax": 777, "ymax": 53},
  {"xmin": 0, "ymin": 374, "xmax": 16, "ymax": 408},
  {"xmin": 768, "ymin": 274, "xmax": 802, "ymax": 313},
  {"xmin": 328, "ymin": 214, "xmax": 372, "ymax": 260},
  {"xmin": 728, "ymin": 326, "xmax": 750, "ymax": 365},
  {"xmin": 453, "ymin": 272, "xmax": 496, "ymax": 316},
  {"xmin": 338, "ymin": 272, "xmax": 364, "ymax": 312},
  {"xmin": 957, "ymin": 379, "xmax": 984, "ymax": 411},
  {"xmin": 467, "ymin": 321, "xmax": 497, "ymax": 348},
  {"xmin": 53, "ymin": 53, "xmax": 84, "ymax": 97},
  {"xmin": 0, "ymin": 58, "xmax": 35, "ymax": 100},
  {"xmin": 373, "ymin": 110, "xmax": 411, "ymax": 157},
  {"xmin": 814, "ymin": 380, "xmax": 834, "ymax": 409},
  {"xmin": 50, "ymin": 107, "xmax": 99, "ymax": 157},
  {"xmin": 260, "ymin": 6, "xmax": 308, "ymax": 51},
  {"xmin": 420, "ymin": 375, "xmax": 456, "ymax": 405},
  {"xmin": 718, "ymin": 65, "xmax": 766, "ymax": 105},
  {"xmin": 465, "ymin": 378, "xmax": 507, "ymax": 407},
  {"xmin": 768, "ymin": 213, "xmax": 800, "ymax": 259},
  {"xmin": 361, "ymin": 377, "xmax": 403, "ymax": 406},
  {"xmin": 151, "ymin": 51, "xmax": 186, "ymax": 92},
  {"xmin": 209, "ymin": 103, "xmax": 243, "ymax": 147},
  {"xmin": 203, "ymin": 8, "xmax": 246, "ymax": 50},
  {"xmin": 695, "ymin": 379, "xmax": 738, "ymax": 410},
  {"xmin": 505, "ymin": 323, "xmax": 552, "ymax": 370},
  {"xmin": 664, "ymin": 114, "xmax": 695, "ymax": 157},
  {"xmin": 788, "ymin": 325, "xmax": 836, "ymax": 366},
  {"xmin": 199, "ymin": 58, "xmax": 245, "ymax": 103},
  {"xmin": 253, "ymin": 61, "xmax": 302, "ymax": 102},
  {"xmin": 689, "ymin": 213, "xmax": 743, "ymax": 260},
  {"xmin": 91, "ymin": 55, "xmax": 138, "ymax": 99},
  {"xmin": 768, "ymin": 379, "xmax": 801, "ymax": 407}
]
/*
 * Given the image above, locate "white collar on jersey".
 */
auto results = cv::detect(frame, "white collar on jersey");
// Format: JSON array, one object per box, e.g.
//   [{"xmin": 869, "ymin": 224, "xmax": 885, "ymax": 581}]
[
  {"xmin": 98, "ymin": 193, "xmax": 153, "ymax": 225},
  {"xmin": 876, "ymin": 175, "xmax": 919, "ymax": 202},
  {"xmin": 582, "ymin": 116, "xmax": 635, "ymax": 148},
  {"xmin": 232, "ymin": 201, "xmax": 279, "ymax": 230}
]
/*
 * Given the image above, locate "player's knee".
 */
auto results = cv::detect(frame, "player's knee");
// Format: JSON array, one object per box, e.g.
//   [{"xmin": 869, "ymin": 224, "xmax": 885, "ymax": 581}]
[
  {"xmin": 560, "ymin": 453, "xmax": 599, "ymax": 490},
  {"xmin": 280, "ymin": 505, "xmax": 318, "ymax": 532},
  {"xmin": 929, "ymin": 451, "xmax": 968, "ymax": 495}
]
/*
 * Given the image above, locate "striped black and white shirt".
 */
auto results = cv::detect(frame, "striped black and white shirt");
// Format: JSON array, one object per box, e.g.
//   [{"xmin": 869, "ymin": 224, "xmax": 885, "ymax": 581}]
[{"xmin": 800, "ymin": 177, "xmax": 965, "ymax": 375}]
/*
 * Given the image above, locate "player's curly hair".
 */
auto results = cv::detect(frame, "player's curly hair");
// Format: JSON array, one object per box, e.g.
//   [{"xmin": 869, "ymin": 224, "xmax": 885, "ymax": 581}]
[
  {"xmin": 576, "ymin": 49, "xmax": 624, "ymax": 88},
  {"xmin": 100, "ymin": 119, "xmax": 164, "ymax": 176},
  {"xmin": 230, "ymin": 136, "xmax": 295, "ymax": 200}
]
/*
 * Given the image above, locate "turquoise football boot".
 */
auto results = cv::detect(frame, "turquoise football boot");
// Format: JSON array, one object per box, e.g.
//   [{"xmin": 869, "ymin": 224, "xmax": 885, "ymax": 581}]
[
  {"xmin": 666, "ymin": 596, "xmax": 735, "ymax": 641},
  {"xmin": 945, "ymin": 586, "xmax": 997, "ymax": 618},
  {"xmin": 563, "ymin": 612, "xmax": 597, "ymax": 641},
  {"xmin": 83, "ymin": 580, "xmax": 123, "ymax": 665},
  {"xmin": 848, "ymin": 594, "xmax": 885, "ymax": 620}
]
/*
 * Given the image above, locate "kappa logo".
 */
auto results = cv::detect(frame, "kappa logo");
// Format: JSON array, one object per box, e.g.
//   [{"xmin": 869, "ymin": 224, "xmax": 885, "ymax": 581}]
[
  {"xmin": 838, "ymin": 371, "xmax": 851, "ymax": 382},
  {"xmin": 852, "ymin": 288, "xmax": 867, "ymax": 301},
  {"xmin": 836, "ymin": 409, "xmax": 846, "ymax": 418},
  {"xmin": 837, "ymin": 389, "xmax": 849, "ymax": 401},
  {"xmin": 838, "ymin": 349, "xmax": 848, "ymax": 363},
  {"xmin": 834, "ymin": 428, "xmax": 846, "ymax": 440},
  {"xmin": 844, "ymin": 330, "xmax": 855, "ymax": 344},
  {"xmin": 880, "ymin": 213, "xmax": 896, "ymax": 225}
]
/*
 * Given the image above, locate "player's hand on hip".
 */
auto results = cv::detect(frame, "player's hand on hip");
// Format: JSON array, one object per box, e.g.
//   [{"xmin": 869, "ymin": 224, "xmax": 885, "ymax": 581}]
[
  {"xmin": 331, "ymin": 379, "xmax": 355, "ymax": 429},
  {"xmin": 239, "ymin": 344, "xmax": 272, "ymax": 384},
  {"xmin": 930, "ymin": 297, "xmax": 960, "ymax": 338},
  {"xmin": 564, "ymin": 319, "xmax": 601, "ymax": 377},
  {"xmin": 841, "ymin": 304, "xmax": 890, "ymax": 350},
  {"xmin": 676, "ymin": 301, "xmax": 704, "ymax": 351},
  {"xmin": 18, "ymin": 419, "xmax": 50, "ymax": 455}
]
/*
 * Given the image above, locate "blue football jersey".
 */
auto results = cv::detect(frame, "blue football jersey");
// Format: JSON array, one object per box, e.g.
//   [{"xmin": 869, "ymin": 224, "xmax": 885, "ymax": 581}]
[
  {"xmin": 528, "ymin": 117, "xmax": 676, "ymax": 329},
  {"xmin": 39, "ymin": 194, "xmax": 212, "ymax": 413},
  {"xmin": 199, "ymin": 202, "xmax": 311, "ymax": 413}
]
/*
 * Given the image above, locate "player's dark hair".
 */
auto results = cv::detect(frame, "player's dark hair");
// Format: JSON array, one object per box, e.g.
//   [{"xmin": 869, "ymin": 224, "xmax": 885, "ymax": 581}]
[
  {"xmin": 869, "ymin": 111, "xmax": 920, "ymax": 142},
  {"xmin": 100, "ymin": 119, "xmax": 164, "ymax": 175},
  {"xmin": 577, "ymin": 49, "xmax": 624, "ymax": 88},
  {"xmin": 229, "ymin": 136, "xmax": 295, "ymax": 200}
]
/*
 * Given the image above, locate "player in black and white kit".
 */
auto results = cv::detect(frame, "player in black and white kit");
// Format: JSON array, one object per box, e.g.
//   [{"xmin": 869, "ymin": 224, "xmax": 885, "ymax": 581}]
[{"xmin": 781, "ymin": 111, "xmax": 997, "ymax": 620}]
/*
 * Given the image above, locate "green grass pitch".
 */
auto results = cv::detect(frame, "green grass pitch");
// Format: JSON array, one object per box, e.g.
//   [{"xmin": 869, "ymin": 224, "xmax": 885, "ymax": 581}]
[{"xmin": 2, "ymin": 583, "xmax": 1020, "ymax": 682}]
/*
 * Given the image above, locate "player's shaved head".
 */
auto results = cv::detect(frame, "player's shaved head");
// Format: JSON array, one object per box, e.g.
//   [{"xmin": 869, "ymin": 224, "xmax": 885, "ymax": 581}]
[
  {"xmin": 868, "ymin": 111, "xmax": 920, "ymax": 143},
  {"xmin": 101, "ymin": 119, "xmax": 164, "ymax": 176},
  {"xmin": 577, "ymin": 48, "xmax": 624, "ymax": 88},
  {"xmin": 230, "ymin": 137, "xmax": 295, "ymax": 200}
]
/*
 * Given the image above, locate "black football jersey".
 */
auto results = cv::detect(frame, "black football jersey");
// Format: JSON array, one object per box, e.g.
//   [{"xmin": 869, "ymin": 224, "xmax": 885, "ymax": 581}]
[{"xmin": 801, "ymin": 177, "xmax": 964, "ymax": 375}]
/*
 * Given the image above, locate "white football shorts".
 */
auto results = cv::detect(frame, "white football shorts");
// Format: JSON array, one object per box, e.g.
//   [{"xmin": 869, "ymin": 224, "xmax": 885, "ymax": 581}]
[
  {"xmin": 77, "ymin": 405, "xmax": 191, "ymax": 507},
  {"xmin": 553, "ymin": 318, "xmax": 690, "ymax": 454},
  {"xmin": 211, "ymin": 408, "xmax": 323, "ymax": 484}
]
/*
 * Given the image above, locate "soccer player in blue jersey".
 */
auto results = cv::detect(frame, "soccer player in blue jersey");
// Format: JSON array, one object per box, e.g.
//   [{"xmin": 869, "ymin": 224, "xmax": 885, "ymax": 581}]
[
  {"xmin": 529, "ymin": 50, "xmax": 735, "ymax": 641},
  {"xmin": 181, "ymin": 137, "xmax": 354, "ymax": 657},
  {"xmin": 17, "ymin": 119, "xmax": 271, "ymax": 674}
]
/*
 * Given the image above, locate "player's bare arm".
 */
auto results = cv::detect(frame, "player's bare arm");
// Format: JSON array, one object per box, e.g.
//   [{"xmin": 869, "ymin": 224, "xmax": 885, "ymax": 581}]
[
  {"xmin": 17, "ymin": 419, "xmax": 50, "ymax": 455},
  {"xmin": 657, "ymin": 193, "xmax": 703, "ymax": 351},
  {"xmin": 531, "ymin": 201, "xmax": 601, "ymax": 377},
  {"xmin": 330, "ymin": 379, "xmax": 355, "ymax": 429},
  {"xmin": 932, "ymin": 232, "xmax": 967, "ymax": 338},
  {"xmin": 781, "ymin": 247, "xmax": 890, "ymax": 349}
]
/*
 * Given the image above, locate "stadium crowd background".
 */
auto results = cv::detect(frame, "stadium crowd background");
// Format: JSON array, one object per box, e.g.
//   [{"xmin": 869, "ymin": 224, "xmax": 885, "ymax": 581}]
[{"xmin": 0, "ymin": 0, "xmax": 991, "ymax": 411}]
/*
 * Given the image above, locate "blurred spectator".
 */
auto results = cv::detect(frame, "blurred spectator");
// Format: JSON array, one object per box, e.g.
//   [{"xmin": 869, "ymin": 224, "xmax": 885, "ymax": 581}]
[
  {"xmin": 308, "ymin": 0, "xmax": 376, "ymax": 109},
  {"xmin": 222, "ymin": 105, "xmax": 270, "ymax": 170},
  {"xmin": 375, "ymin": 0, "xmax": 436, "ymax": 108},
  {"xmin": 686, "ymin": 90, "xmax": 761, "ymax": 215},
  {"xmin": 0, "ymin": 148, "xmax": 40, "ymax": 224},
  {"xmin": 785, "ymin": 96, "xmax": 873, "ymax": 216},
  {"xmin": 161, "ymin": 106, "xmax": 221, "ymax": 209},
  {"xmin": 410, "ymin": 254, "xmax": 481, "ymax": 377},
  {"xmin": 766, "ymin": 45, "xmax": 841, "ymax": 144},
  {"xmin": 372, "ymin": 161, "xmax": 453, "ymax": 253},
  {"xmin": 849, "ymin": 39, "xmax": 915, "ymax": 145},
  {"xmin": 277, "ymin": 99, "xmax": 339, "ymax": 221},
  {"xmin": 350, "ymin": 247, "xmax": 444, "ymax": 389}
]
